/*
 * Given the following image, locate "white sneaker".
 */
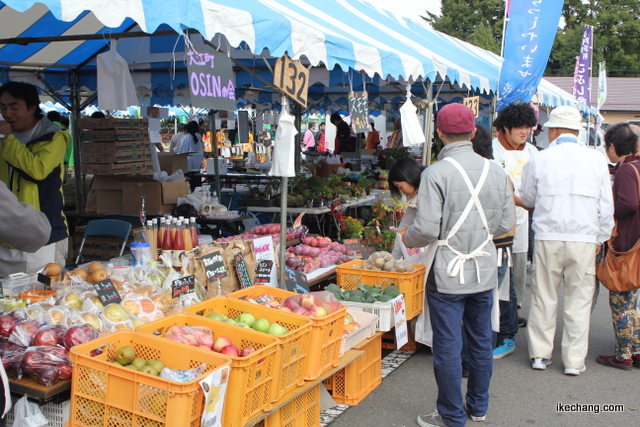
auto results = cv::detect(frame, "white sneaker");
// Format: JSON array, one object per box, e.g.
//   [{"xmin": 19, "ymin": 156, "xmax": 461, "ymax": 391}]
[
  {"xmin": 531, "ymin": 358, "xmax": 551, "ymax": 370},
  {"xmin": 564, "ymin": 366, "xmax": 587, "ymax": 376}
]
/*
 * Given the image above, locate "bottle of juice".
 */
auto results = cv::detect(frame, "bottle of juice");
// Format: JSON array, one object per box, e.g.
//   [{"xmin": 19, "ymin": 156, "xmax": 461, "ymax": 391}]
[
  {"xmin": 173, "ymin": 220, "xmax": 185, "ymax": 271},
  {"xmin": 190, "ymin": 217, "xmax": 198, "ymax": 247},
  {"xmin": 146, "ymin": 220, "xmax": 157, "ymax": 261},
  {"xmin": 158, "ymin": 217, "xmax": 165, "ymax": 250},
  {"xmin": 184, "ymin": 220, "xmax": 193, "ymax": 251},
  {"xmin": 161, "ymin": 221, "xmax": 173, "ymax": 264}
]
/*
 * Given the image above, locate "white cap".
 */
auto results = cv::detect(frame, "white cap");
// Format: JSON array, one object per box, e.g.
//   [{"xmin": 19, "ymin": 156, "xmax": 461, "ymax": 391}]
[{"xmin": 543, "ymin": 106, "xmax": 583, "ymax": 131}]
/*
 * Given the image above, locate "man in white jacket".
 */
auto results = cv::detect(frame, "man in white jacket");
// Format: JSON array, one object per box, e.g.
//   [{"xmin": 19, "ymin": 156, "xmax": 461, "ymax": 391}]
[{"xmin": 520, "ymin": 106, "xmax": 614, "ymax": 375}]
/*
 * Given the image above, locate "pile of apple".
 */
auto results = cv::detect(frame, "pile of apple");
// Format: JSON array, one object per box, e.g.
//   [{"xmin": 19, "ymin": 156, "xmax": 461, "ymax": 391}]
[
  {"xmin": 343, "ymin": 312, "xmax": 361, "ymax": 336},
  {"xmin": 280, "ymin": 292, "xmax": 343, "ymax": 318},
  {"xmin": 163, "ymin": 325, "xmax": 258, "ymax": 359},
  {"xmin": 216, "ymin": 224, "xmax": 305, "ymax": 244},
  {"xmin": 204, "ymin": 312, "xmax": 288, "ymax": 336},
  {"xmin": 113, "ymin": 345, "xmax": 165, "ymax": 376},
  {"xmin": 21, "ymin": 345, "xmax": 72, "ymax": 386},
  {"xmin": 286, "ymin": 238, "xmax": 353, "ymax": 273}
]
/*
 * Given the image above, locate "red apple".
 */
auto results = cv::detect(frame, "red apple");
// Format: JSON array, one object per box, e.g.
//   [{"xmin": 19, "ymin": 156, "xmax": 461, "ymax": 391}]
[
  {"xmin": 240, "ymin": 346, "xmax": 256, "ymax": 357},
  {"xmin": 213, "ymin": 336, "xmax": 232, "ymax": 352},
  {"xmin": 62, "ymin": 324, "xmax": 99, "ymax": 349},
  {"xmin": 0, "ymin": 316, "xmax": 16, "ymax": 338},
  {"xmin": 57, "ymin": 363, "xmax": 73, "ymax": 380},
  {"xmin": 220, "ymin": 344, "xmax": 239, "ymax": 358}
]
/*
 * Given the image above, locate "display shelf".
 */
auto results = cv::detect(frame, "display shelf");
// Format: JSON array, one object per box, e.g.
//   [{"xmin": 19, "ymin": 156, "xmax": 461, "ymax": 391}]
[
  {"xmin": 243, "ymin": 349, "xmax": 364, "ymax": 427},
  {"xmin": 9, "ymin": 377, "xmax": 71, "ymax": 405}
]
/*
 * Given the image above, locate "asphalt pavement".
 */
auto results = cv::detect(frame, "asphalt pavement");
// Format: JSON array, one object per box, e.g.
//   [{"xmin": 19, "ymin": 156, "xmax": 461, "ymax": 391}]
[{"xmin": 327, "ymin": 273, "xmax": 640, "ymax": 427}]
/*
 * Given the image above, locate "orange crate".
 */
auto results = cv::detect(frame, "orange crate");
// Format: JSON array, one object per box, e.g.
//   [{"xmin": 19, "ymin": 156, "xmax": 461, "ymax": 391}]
[
  {"xmin": 336, "ymin": 259, "xmax": 426, "ymax": 320},
  {"xmin": 264, "ymin": 383, "xmax": 320, "ymax": 427},
  {"xmin": 228, "ymin": 286, "xmax": 347, "ymax": 380},
  {"xmin": 323, "ymin": 332, "xmax": 382, "ymax": 405},
  {"xmin": 185, "ymin": 297, "xmax": 313, "ymax": 401},
  {"xmin": 68, "ymin": 331, "xmax": 231, "ymax": 427},
  {"xmin": 137, "ymin": 313, "xmax": 279, "ymax": 427}
]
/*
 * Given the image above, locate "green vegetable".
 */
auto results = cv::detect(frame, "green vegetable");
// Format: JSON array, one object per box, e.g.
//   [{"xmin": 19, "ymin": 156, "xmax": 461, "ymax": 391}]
[{"xmin": 325, "ymin": 283, "xmax": 344, "ymax": 301}]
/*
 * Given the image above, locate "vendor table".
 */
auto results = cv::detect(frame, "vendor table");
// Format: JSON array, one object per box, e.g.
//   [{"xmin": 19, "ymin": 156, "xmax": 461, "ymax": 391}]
[
  {"xmin": 193, "ymin": 172, "xmax": 278, "ymax": 186},
  {"xmin": 245, "ymin": 195, "xmax": 377, "ymax": 234},
  {"xmin": 244, "ymin": 349, "xmax": 364, "ymax": 427},
  {"xmin": 304, "ymin": 265, "xmax": 337, "ymax": 289},
  {"xmin": 9, "ymin": 377, "xmax": 71, "ymax": 405}
]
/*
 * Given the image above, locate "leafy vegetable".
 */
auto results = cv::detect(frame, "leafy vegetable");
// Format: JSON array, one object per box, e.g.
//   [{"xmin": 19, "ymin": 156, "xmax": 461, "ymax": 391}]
[{"xmin": 327, "ymin": 283, "xmax": 401, "ymax": 303}]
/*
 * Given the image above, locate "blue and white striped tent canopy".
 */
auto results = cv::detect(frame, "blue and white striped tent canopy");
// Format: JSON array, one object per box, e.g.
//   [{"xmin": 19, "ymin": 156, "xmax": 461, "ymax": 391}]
[{"xmin": 0, "ymin": 0, "xmax": 589, "ymax": 113}]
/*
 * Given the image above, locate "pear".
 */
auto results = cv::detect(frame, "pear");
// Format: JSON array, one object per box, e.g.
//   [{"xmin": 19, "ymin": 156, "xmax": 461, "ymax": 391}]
[{"xmin": 115, "ymin": 345, "xmax": 135, "ymax": 365}]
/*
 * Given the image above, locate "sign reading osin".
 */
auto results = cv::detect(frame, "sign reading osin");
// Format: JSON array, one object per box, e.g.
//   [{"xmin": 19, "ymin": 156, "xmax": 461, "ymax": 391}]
[{"xmin": 186, "ymin": 47, "xmax": 236, "ymax": 110}]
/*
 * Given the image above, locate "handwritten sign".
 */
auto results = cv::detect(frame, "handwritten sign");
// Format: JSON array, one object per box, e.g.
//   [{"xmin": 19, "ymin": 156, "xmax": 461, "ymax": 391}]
[
  {"xmin": 201, "ymin": 251, "xmax": 228, "ymax": 283},
  {"xmin": 273, "ymin": 53, "xmax": 309, "ymax": 107},
  {"xmin": 253, "ymin": 236, "xmax": 277, "ymax": 287},
  {"xmin": 234, "ymin": 252, "xmax": 252, "ymax": 289},
  {"xmin": 255, "ymin": 260, "xmax": 273, "ymax": 284},
  {"xmin": 284, "ymin": 267, "xmax": 309, "ymax": 294},
  {"xmin": 343, "ymin": 238, "xmax": 364, "ymax": 256},
  {"xmin": 349, "ymin": 91, "xmax": 369, "ymax": 133},
  {"xmin": 392, "ymin": 295, "xmax": 408, "ymax": 349},
  {"xmin": 171, "ymin": 275, "xmax": 195, "ymax": 298},
  {"xmin": 463, "ymin": 96, "xmax": 480, "ymax": 118},
  {"xmin": 186, "ymin": 46, "xmax": 236, "ymax": 110},
  {"xmin": 362, "ymin": 246, "xmax": 376, "ymax": 259},
  {"xmin": 93, "ymin": 279, "xmax": 122, "ymax": 305}
]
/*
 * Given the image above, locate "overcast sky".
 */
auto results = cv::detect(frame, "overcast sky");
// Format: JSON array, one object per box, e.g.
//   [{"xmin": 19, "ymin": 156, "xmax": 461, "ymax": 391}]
[{"xmin": 365, "ymin": 0, "xmax": 441, "ymax": 20}]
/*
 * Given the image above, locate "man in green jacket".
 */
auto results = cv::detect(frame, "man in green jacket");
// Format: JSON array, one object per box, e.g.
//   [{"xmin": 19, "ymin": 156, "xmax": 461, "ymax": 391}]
[{"xmin": 0, "ymin": 81, "xmax": 70, "ymax": 275}]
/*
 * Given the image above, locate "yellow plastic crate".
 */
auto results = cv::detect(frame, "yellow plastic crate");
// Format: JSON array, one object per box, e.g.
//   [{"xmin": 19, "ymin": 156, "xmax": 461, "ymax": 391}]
[
  {"xmin": 136, "ymin": 313, "xmax": 279, "ymax": 427},
  {"xmin": 336, "ymin": 259, "xmax": 426, "ymax": 320},
  {"xmin": 228, "ymin": 286, "xmax": 347, "ymax": 380},
  {"xmin": 264, "ymin": 384, "xmax": 320, "ymax": 427},
  {"xmin": 186, "ymin": 297, "xmax": 313, "ymax": 401},
  {"xmin": 69, "ymin": 331, "xmax": 231, "ymax": 427},
  {"xmin": 323, "ymin": 333, "xmax": 382, "ymax": 405}
]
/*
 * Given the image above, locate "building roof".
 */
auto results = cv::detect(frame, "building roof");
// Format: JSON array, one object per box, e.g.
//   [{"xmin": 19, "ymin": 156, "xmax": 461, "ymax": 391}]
[{"xmin": 544, "ymin": 77, "xmax": 640, "ymax": 113}]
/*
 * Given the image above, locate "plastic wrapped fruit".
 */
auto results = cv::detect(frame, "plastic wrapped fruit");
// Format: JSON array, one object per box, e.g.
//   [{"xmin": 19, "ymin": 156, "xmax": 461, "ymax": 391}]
[
  {"xmin": 102, "ymin": 303, "xmax": 131, "ymax": 323},
  {"xmin": 21, "ymin": 346, "xmax": 72, "ymax": 386},
  {"xmin": 0, "ymin": 342, "xmax": 26, "ymax": 380},
  {"xmin": 9, "ymin": 319, "xmax": 41, "ymax": 347},
  {"xmin": 62, "ymin": 324, "xmax": 100, "ymax": 350}
]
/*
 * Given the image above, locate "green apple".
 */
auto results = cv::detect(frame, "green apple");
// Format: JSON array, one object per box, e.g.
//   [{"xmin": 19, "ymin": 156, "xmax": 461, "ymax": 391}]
[
  {"xmin": 206, "ymin": 312, "xmax": 227, "ymax": 322},
  {"xmin": 251, "ymin": 318, "xmax": 271, "ymax": 333},
  {"xmin": 124, "ymin": 365, "xmax": 138, "ymax": 371},
  {"xmin": 131, "ymin": 358, "xmax": 147, "ymax": 370},
  {"xmin": 235, "ymin": 312, "xmax": 256, "ymax": 325},
  {"xmin": 223, "ymin": 318, "xmax": 238, "ymax": 326},
  {"xmin": 115, "ymin": 345, "xmax": 135, "ymax": 365},
  {"xmin": 112, "ymin": 361, "xmax": 122, "ymax": 367},
  {"xmin": 267, "ymin": 323, "xmax": 288, "ymax": 336},
  {"xmin": 140, "ymin": 365, "xmax": 159, "ymax": 376}
]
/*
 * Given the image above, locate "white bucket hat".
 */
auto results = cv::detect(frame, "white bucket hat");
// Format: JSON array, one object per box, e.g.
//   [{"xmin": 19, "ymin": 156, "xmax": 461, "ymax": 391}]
[{"xmin": 543, "ymin": 106, "xmax": 583, "ymax": 131}]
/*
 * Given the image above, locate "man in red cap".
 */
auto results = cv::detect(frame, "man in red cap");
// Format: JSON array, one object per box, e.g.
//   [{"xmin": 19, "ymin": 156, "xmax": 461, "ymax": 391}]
[{"xmin": 404, "ymin": 103, "xmax": 515, "ymax": 427}]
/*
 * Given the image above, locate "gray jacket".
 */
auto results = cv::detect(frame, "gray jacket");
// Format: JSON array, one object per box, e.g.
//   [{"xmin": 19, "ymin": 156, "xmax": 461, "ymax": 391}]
[
  {"xmin": 0, "ymin": 181, "xmax": 50, "ymax": 253},
  {"xmin": 404, "ymin": 141, "xmax": 515, "ymax": 294}
]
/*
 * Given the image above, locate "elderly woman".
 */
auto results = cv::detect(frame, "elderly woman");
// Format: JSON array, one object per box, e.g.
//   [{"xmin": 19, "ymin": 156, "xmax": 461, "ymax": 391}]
[{"xmin": 596, "ymin": 123, "xmax": 640, "ymax": 370}]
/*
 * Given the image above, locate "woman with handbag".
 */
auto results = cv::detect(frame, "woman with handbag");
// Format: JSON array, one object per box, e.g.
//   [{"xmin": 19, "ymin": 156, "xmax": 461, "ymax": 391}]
[{"xmin": 596, "ymin": 123, "xmax": 640, "ymax": 370}]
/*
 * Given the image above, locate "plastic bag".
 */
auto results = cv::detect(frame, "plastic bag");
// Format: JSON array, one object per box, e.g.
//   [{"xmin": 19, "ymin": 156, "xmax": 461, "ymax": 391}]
[
  {"xmin": 0, "ymin": 341, "xmax": 26, "ymax": 380},
  {"xmin": 281, "ymin": 291, "xmax": 343, "ymax": 318},
  {"xmin": 21, "ymin": 346, "xmax": 72, "ymax": 386},
  {"xmin": 9, "ymin": 320, "xmax": 41, "ymax": 347},
  {"xmin": 164, "ymin": 325, "xmax": 213, "ymax": 349},
  {"xmin": 62, "ymin": 324, "xmax": 100, "ymax": 349},
  {"xmin": 13, "ymin": 394, "xmax": 49, "ymax": 427},
  {"xmin": 33, "ymin": 325, "xmax": 66, "ymax": 347},
  {"xmin": 160, "ymin": 363, "xmax": 207, "ymax": 383}
]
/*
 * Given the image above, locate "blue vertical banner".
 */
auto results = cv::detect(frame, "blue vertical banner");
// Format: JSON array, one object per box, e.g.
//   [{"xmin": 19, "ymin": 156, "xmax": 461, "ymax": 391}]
[
  {"xmin": 572, "ymin": 26, "xmax": 593, "ymax": 108},
  {"xmin": 497, "ymin": 0, "xmax": 565, "ymax": 112}
]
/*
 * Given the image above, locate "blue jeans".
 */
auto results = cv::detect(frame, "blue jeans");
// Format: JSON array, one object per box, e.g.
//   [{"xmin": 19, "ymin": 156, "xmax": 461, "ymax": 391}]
[
  {"xmin": 492, "ymin": 261, "xmax": 518, "ymax": 346},
  {"xmin": 429, "ymin": 289, "xmax": 494, "ymax": 427}
]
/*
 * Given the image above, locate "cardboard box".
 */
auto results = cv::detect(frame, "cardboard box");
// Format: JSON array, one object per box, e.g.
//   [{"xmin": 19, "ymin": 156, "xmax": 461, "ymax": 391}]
[
  {"xmin": 86, "ymin": 176, "xmax": 190, "ymax": 215},
  {"xmin": 82, "ymin": 149, "xmax": 151, "ymax": 164},
  {"xmin": 82, "ymin": 129, "xmax": 149, "ymax": 141},
  {"xmin": 82, "ymin": 140, "xmax": 148, "ymax": 153},
  {"xmin": 157, "ymin": 153, "xmax": 189, "ymax": 174},
  {"xmin": 79, "ymin": 118, "xmax": 149, "ymax": 129},
  {"xmin": 81, "ymin": 160, "xmax": 153, "ymax": 176}
]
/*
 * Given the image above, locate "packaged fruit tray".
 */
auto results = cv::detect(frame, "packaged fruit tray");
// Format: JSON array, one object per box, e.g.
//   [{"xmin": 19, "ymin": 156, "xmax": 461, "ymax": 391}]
[
  {"xmin": 228, "ymin": 286, "xmax": 347, "ymax": 381},
  {"xmin": 136, "ymin": 313, "xmax": 279, "ymax": 427},
  {"xmin": 68, "ymin": 331, "xmax": 231, "ymax": 427},
  {"xmin": 185, "ymin": 297, "xmax": 312, "ymax": 402},
  {"xmin": 336, "ymin": 259, "xmax": 426, "ymax": 320},
  {"xmin": 340, "ymin": 309, "xmax": 378, "ymax": 357}
]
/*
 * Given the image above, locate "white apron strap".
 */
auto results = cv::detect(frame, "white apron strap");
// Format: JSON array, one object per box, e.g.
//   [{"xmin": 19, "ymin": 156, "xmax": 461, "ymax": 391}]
[{"xmin": 437, "ymin": 158, "xmax": 493, "ymax": 284}]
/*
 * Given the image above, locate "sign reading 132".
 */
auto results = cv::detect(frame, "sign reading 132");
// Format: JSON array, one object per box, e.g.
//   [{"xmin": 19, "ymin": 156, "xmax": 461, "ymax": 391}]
[{"xmin": 274, "ymin": 54, "xmax": 309, "ymax": 107}]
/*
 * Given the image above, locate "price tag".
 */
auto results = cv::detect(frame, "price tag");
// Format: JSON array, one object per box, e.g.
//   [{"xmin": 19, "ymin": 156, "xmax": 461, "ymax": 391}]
[
  {"xmin": 93, "ymin": 279, "xmax": 122, "ymax": 305},
  {"xmin": 255, "ymin": 260, "xmax": 273, "ymax": 284},
  {"xmin": 37, "ymin": 273, "xmax": 51, "ymax": 290},
  {"xmin": 234, "ymin": 252, "xmax": 252, "ymax": 289},
  {"xmin": 463, "ymin": 96, "xmax": 480, "ymax": 118},
  {"xmin": 171, "ymin": 275, "xmax": 195, "ymax": 298},
  {"xmin": 273, "ymin": 53, "xmax": 309, "ymax": 107},
  {"xmin": 293, "ymin": 211, "xmax": 306, "ymax": 230},
  {"xmin": 284, "ymin": 267, "xmax": 309, "ymax": 294},
  {"xmin": 343, "ymin": 238, "xmax": 364, "ymax": 255},
  {"xmin": 201, "ymin": 251, "xmax": 228, "ymax": 283},
  {"xmin": 362, "ymin": 246, "xmax": 376, "ymax": 259}
]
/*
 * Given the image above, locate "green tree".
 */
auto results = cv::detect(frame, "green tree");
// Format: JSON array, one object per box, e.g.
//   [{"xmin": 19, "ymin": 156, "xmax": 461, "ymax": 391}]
[{"xmin": 425, "ymin": 0, "xmax": 504, "ymax": 55}]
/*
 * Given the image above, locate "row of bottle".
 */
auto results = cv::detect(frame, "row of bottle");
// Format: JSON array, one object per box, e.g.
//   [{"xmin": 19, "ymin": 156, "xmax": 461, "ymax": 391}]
[{"xmin": 143, "ymin": 216, "xmax": 199, "ymax": 271}]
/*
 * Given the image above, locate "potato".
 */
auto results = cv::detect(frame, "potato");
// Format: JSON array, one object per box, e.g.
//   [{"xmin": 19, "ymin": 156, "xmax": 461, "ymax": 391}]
[
  {"xmin": 374, "ymin": 257, "xmax": 386, "ymax": 268},
  {"xmin": 383, "ymin": 260, "xmax": 396, "ymax": 271},
  {"xmin": 362, "ymin": 260, "xmax": 373, "ymax": 270}
]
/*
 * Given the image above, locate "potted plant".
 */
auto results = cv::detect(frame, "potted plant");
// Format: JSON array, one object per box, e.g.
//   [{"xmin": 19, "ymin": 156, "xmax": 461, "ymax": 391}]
[
  {"xmin": 342, "ymin": 216, "xmax": 364, "ymax": 239},
  {"xmin": 357, "ymin": 172, "xmax": 375, "ymax": 195}
]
